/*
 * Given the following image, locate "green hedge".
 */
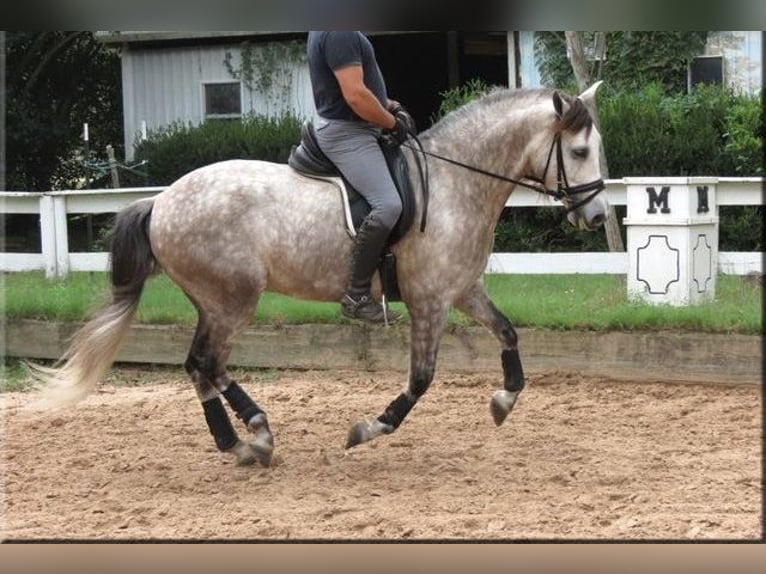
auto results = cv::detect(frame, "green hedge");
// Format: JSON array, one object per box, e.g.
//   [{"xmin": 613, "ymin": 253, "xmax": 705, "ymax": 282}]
[
  {"xmin": 131, "ymin": 113, "xmax": 302, "ymax": 186},
  {"xmin": 599, "ymin": 83, "xmax": 763, "ymax": 178}
]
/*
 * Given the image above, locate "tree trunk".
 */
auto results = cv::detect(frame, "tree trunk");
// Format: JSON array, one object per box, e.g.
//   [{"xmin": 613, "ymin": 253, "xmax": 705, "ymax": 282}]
[
  {"xmin": 565, "ymin": 31, "xmax": 625, "ymax": 252},
  {"xmin": 565, "ymin": 31, "xmax": 591, "ymax": 88},
  {"xmin": 0, "ymin": 31, "xmax": 5, "ymax": 191}
]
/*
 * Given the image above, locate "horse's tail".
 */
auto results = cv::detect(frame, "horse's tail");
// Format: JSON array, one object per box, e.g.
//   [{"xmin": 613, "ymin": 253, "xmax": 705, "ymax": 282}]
[{"xmin": 30, "ymin": 198, "xmax": 158, "ymax": 409}]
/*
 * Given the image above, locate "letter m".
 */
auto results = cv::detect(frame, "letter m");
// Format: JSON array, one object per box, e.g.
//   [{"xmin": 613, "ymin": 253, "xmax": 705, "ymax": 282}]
[{"xmin": 646, "ymin": 186, "xmax": 671, "ymax": 214}]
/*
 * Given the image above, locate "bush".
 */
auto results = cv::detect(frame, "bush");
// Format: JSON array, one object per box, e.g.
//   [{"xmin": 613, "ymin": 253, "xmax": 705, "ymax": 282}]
[
  {"xmin": 722, "ymin": 94, "xmax": 764, "ymax": 176},
  {"xmin": 494, "ymin": 207, "xmax": 614, "ymax": 253},
  {"xmin": 133, "ymin": 113, "xmax": 302, "ymax": 186},
  {"xmin": 430, "ymin": 78, "xmax": 493, "ymax": 124},
  {"xmin": 599, "ymin": 83, "xmax": 762, "ymax": 177}
]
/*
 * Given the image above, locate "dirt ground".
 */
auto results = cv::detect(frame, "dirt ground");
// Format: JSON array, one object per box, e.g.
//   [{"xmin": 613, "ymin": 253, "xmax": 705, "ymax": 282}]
[{"xmin": 1, "ymin": 366, "xmax": 761, "ymax": 541}]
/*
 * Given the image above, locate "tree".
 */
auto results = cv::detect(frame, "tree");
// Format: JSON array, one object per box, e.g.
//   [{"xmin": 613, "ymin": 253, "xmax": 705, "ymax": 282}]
[
  {"xmin": 5, "ymin": 31, "xmax": 122, "ymax": 191},
  {"xmin": 535, "ymin": 31, "xmax": 709, "ymax": 94},
  {"xmin": 564, "ymin": 31, "xmax": 624, "ymax": 252}
]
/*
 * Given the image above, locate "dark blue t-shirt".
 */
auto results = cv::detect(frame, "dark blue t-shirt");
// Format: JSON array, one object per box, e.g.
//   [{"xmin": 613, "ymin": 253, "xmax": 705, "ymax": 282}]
[{"xmin": 308, "ymin": 31, "xmax": 389, "ymax": 121}]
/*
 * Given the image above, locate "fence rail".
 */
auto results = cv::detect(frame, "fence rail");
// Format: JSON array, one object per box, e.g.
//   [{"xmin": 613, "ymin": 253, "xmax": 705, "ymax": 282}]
[{"xmin": 1, "ymin": 178, "xmax": 762, "ymax": 278}]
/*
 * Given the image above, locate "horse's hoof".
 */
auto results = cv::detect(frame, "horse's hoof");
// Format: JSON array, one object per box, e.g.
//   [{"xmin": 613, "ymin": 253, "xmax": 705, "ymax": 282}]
[
  {"xmin": 246, "ymin": 414, "xmax": 274, "ymax": 467},
  {"xmin": 228, "ymin": 440, "xmax": 259, "ymax": 466},
  {"xmin": 249, "ymin": 436, "xmax": 274, "ymax": 468},
  {"xmin": 346, "ymin": 419, "xmax": 393, "ymax": 449},
  {"xmin": 490, "ymin": 390, "xmax": 519, "ymax": 426},
  {"xmin": 346, "ymin": 421, "xmax": 371, "ymax": 449}
]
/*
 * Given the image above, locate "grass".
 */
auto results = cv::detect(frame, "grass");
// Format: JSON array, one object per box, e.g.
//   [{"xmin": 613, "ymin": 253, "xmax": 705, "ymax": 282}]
[
  {"xmin": 0, "ymin": 271, "xmax": 762, "ymax": 334},
  {"xmin": 479, "ymin": 274, "xmax": 762, "ymax": 333},
  {"xmin": 0, "ymin": 359, "xmax": 31, "ymax": 393}
]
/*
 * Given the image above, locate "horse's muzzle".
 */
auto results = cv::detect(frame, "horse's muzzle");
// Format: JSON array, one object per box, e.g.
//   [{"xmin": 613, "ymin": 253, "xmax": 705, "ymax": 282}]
[{"xmin": 568, "ymin": 208, "xmax": 607, "ymax": 231}]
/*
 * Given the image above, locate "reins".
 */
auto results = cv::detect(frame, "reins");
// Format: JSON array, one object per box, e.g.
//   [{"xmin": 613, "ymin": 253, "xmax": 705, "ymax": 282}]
[{"xmin": 402, "ymin": 130, "xmax": 605, "ymax": 216}]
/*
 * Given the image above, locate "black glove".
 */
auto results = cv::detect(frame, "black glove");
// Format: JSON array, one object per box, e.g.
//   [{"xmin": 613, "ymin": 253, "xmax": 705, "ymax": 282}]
[{"xmin": 387, "ymin": 105, "xmax": 416, "ymax": 144}]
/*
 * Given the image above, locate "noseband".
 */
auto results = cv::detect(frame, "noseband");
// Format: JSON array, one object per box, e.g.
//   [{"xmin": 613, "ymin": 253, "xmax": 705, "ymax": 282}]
[{"xmin": 404, "ymin": 131, "xmax": 605, "ymax": 213}]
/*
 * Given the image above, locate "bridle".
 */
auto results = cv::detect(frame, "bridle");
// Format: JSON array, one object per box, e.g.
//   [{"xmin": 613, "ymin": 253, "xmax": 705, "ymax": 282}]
[
  {"xmin": 525, "ymin": 133, "xmax": 606, "ymax": 212},
  {"xmin": 403, "ymin": 130, "xmax": 605, "ymax": 215}
]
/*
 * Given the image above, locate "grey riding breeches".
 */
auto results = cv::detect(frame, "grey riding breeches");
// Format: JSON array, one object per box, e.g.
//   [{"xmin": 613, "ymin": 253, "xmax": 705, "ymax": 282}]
[{"xmin": 314, "ymin": 118, "xmax": 402, "ymax": 230}]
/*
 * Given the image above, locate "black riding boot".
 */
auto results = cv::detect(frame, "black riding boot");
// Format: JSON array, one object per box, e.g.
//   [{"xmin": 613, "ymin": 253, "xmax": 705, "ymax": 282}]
[{"xmin": 341, "ymin": 215, "xmax": 401, "ymax": 324}]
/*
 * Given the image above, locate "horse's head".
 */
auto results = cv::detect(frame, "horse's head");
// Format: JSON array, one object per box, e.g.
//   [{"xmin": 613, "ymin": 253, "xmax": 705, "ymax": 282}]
[{"xmin": 528, "ymin": 81, "xmax": 609, "ymax": 231}]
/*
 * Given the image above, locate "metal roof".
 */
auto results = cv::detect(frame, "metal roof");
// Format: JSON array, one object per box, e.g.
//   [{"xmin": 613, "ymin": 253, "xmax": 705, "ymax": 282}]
[
  {"xmin": 94, "ymin": 31, "xmax": 301, "ymax": 44},
  {"xmin": 94, "ymin": 31, "xmax": 430, "ymax": 45}
]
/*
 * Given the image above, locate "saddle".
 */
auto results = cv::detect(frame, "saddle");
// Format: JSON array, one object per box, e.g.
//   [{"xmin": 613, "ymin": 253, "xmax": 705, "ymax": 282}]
[{"xmin": 288, "ymin": 121, "xmax": 418, "ymax": 300}]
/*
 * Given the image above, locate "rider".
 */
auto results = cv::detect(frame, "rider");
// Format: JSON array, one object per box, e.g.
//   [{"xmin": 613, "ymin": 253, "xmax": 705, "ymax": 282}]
[{"xmin": 307, "ymin": 31, "xmax": 414, "ymax": 324}]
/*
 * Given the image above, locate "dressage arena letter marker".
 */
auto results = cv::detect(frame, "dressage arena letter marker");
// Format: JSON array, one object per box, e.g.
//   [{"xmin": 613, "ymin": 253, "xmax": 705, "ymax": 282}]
[
  {"xmin": 625, "ymin": 177, "xmax": 719, "ymax": 306},
  {"xmin": 697, "ymin": 186, "xmax": 710, "ymax": 214},
  {"xmin": 646, "ymin": 186, "xmax": 671, "ymax": 214}
]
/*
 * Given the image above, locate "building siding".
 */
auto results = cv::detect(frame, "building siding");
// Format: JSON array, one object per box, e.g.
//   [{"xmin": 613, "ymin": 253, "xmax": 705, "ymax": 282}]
[
  {"xmin": 518, "ymin": 31, "xmax": 542, "ymax": 88},
  {"xmin": 704, "ymin": 31, "xmax": 762, "ymax": 94},
  {"xmin": 121, "ymin": 41, "xmax": 316, "ymax": 159}
]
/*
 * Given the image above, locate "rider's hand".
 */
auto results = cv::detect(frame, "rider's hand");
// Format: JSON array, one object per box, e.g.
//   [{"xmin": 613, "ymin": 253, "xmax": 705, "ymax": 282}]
[{"xmin": 387, "ymin": 105, "xmax": 416, "ymax": 144}]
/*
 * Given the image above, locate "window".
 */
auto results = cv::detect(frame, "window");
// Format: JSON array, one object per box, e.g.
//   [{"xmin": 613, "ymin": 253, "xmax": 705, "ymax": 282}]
[
  {"xmin": 688, "ymin": 56, "xmax": 723, "ymax": 91},
  {"xmin": 203, "ymin": 82, "xmax": 242, "ymax": 119}
]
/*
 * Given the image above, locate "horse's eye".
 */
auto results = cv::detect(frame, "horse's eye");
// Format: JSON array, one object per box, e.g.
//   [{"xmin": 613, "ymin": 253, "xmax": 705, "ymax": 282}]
[{"xmin": 572, "ymin": 147, "xmax": 589, "ymax": 160}]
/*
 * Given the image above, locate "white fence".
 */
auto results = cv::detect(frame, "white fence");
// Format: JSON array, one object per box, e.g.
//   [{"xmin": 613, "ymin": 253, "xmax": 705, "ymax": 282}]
[{"xmin": 1, "ymin": 178, "xmax": 762, "ymax": 278}]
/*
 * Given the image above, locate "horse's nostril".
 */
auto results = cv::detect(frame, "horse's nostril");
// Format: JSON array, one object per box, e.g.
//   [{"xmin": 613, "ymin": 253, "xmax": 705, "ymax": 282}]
[{"xmin": 590, "ymin": 213, "xmax": 606, "ymax": 228}]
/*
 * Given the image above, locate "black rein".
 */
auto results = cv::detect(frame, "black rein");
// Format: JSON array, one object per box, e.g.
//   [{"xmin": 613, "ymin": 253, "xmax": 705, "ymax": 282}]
[{"xmin": 403, "ymin": 133, "xmax": 605, "ymax": 215}]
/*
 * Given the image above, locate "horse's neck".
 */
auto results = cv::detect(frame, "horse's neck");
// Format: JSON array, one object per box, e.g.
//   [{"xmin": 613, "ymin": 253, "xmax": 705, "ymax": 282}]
[{"xmin": 420, "ymin": 104, "xmax": 544, "ymax": 216}]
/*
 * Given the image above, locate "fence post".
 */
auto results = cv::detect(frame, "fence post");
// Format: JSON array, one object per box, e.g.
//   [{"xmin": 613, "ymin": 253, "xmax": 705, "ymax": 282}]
[
  {"xmin": 624, "ymin": 177, "xmax": 719, "ymax": 306},
  {"xmin": 106, "ymin": 144, "xmax": 120, "ymax": 188},
  {"xmin": 53, "ymin": 195, "xmax": 69, "ymax": 278},
  {"xmin": 39, "ymin": 195, "xmax": 57, "ymax": 278}
]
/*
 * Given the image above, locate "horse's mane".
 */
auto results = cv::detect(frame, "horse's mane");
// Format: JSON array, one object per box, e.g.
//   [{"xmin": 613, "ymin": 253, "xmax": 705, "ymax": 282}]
[{"xmin": 424, "ymin": 87, "xmax": 593, "ymax": 140}]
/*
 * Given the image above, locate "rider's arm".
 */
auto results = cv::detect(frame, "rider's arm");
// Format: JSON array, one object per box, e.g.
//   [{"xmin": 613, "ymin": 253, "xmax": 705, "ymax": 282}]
[{"xmin": 333, "ymin": 65, "xmax": 396, "ymax": 130}]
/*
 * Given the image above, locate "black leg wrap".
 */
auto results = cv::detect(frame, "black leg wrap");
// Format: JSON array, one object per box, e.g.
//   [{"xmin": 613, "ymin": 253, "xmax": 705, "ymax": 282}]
[
  {"xmin": 377, "ymin": 393, "xmax": 416, "ymax": 429},
  {"xmin": 202, "ymin": 397, "xmax": 238, "ymax": 452},
  {"xmin": 502, "ymin": 349, "xmax": 525, "ymax": 392},
  {"xmin": 222, "ymin": 381, "xmax": 264, "ymax": 425}
]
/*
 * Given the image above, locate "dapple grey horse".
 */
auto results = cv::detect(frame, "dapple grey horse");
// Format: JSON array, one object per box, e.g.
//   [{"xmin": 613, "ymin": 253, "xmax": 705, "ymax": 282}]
[{"xmin": 32, "ymin": 83, "xmax": 609, "ymax": 467}]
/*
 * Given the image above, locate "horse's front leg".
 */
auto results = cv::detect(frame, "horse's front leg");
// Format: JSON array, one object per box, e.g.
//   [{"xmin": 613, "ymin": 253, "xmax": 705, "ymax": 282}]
[
  {"xmin": 346, "ymin": 305, "xmax": 448, "ymax": 449},
  {"xmin": 454, "ymin": 280, "xmax": 524, "ymax": 426}
]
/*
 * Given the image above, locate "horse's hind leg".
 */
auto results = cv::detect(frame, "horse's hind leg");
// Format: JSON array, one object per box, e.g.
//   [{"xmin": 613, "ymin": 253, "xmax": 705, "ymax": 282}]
[
  {"xmin": 454, "ymin": 280, "xmax": 524, "ymax": 426},
  {"xmin": 346, "ymin": 304, "xmax": 448, "ymax": 448},
  {"xmin": 185, "ymin": 297, "xmax": 274, "ymax": 467}
]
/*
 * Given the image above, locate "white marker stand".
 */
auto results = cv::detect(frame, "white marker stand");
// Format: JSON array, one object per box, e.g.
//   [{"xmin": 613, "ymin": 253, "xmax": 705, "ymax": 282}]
[{"xmin": 623, "ymin": 177, "xmax": 719, "ymax": 306}]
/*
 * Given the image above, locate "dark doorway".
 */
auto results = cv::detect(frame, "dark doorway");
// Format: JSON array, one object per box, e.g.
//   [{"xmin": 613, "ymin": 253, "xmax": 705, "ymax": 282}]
[
  {"xmin": 459, "ymin": 32, "xmax": 509, "ymax": 87},
  {"xmin": 368, "ymin": 32, "xmax": 448, "ymax": 130},
  {"xmin": 368, "ymin": 32, "xmax": 508, "ymax": 129}
]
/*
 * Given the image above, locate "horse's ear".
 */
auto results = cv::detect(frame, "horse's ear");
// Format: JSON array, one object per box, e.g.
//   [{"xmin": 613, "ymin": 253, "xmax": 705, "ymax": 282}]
[
  {"xmin": 578, "ymin": 80, "xmax": 603, "ymax": 121},
  {"xmin": 552, "ymin": 91, "xmax": 568, "ymax": 120},
  {"xmin": 578, "ymin": 80, "xmax": 604, "ymax": 106}
]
